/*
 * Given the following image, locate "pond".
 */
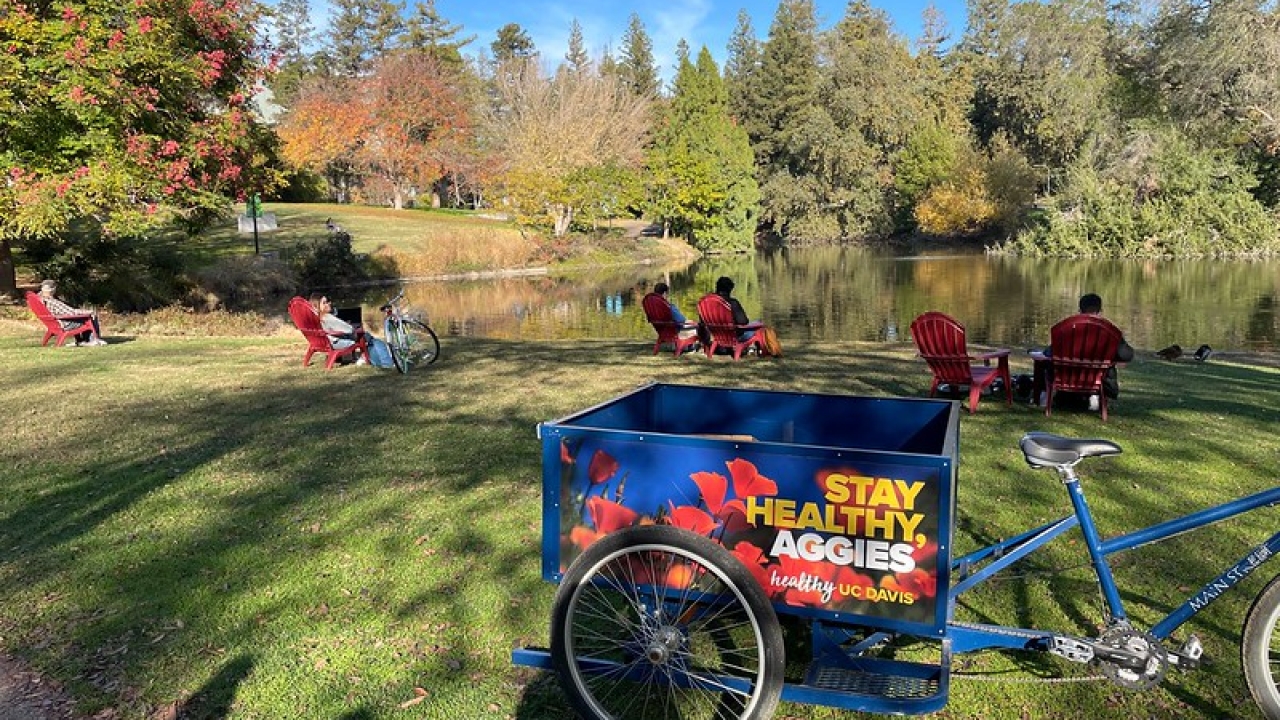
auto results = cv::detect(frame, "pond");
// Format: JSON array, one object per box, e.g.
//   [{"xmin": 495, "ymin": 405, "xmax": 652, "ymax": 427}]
[{"xmin": 337, "ymin": 247, "xmax": 1280, "ymax": 354}]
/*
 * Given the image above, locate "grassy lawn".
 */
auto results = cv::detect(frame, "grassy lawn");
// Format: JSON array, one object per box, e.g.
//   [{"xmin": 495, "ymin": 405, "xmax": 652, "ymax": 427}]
[{"xmin": 2, "ymin": 314, "xmax": 1279, "ymax": 719}]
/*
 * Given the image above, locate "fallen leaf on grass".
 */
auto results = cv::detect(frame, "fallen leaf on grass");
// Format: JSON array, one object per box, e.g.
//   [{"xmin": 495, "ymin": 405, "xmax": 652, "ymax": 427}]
[{"xmin": 398, "ymin": 688, "xmax": 428, "ymax": 708}]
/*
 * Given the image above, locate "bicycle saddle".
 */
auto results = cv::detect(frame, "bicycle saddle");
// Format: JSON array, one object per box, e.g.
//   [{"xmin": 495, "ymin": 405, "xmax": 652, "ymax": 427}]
[{"xmin": 1020, "ymin": 432, "xmax": 1122, "ymax": 469}]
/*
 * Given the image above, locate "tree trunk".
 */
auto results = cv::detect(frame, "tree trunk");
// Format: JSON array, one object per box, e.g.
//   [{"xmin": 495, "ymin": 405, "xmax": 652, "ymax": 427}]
[
  {"xmin": 0, "ymin": 237, "xmax": 15, "ymax": 300},
  {"xmin": 553, "ymin": 205, "xmax": 573, "ymax": 237},
  {"xmin": 393, "ymin": 186, "xmax": 404, "ymax": 210}
]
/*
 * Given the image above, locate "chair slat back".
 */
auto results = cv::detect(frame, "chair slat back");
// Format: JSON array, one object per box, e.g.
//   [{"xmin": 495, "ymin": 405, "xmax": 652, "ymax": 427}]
[
  {"xmin": 25, "ymin": 292, "xmax": 60, "ymax": 332},
  {"xmin": 696, "ymin": 294, "xmax": 740, "ymax": 347},
  {"xmin": 1049, "ymin": 314, "xmax": 1123, "ymax": 394},
  {"xmin": 642, "ymin": 293, "xmax": 680, "ymax": 345},
  {"xmin": 910, "ymin": 311, "xmax": 975, "ymax": 385},
  {"xmin": 287, "ymin": 296, "xmax": 336, "ymax": 352}
]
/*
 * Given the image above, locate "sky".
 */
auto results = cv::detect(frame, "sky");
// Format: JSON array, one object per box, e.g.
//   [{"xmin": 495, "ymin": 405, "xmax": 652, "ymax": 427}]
[{"xmin": 301, "ymin": 0, "xmax": 968, "ymax": 81}]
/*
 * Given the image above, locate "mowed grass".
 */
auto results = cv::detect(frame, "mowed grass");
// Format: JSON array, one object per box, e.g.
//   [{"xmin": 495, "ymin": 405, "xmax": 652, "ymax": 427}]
[{"xmin": 2, "ymin": 317, "xmax": 1280, "ymax": 719}]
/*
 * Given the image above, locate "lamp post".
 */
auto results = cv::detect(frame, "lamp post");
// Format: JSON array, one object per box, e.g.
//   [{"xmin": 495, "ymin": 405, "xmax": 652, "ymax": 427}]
[{"xmin": 247, "ymin": 193, "xmax": 262, "ymax": 255}]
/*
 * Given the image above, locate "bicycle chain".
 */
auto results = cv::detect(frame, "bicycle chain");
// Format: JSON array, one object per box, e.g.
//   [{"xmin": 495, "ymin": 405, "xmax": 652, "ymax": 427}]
[{"xmin": 947, "ymin": 622, "xmax": 1107, "ymax": 684}]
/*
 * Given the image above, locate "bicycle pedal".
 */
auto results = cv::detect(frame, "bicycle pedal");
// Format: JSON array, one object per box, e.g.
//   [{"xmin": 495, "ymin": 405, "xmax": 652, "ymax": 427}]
[
  {"xmin": 1170, "ymin": 634, "xmax": 1204, "ymax": 669},
  {"xmin": 1048, "ymin": 635, "xmax": 1094, "ymax": 663}
]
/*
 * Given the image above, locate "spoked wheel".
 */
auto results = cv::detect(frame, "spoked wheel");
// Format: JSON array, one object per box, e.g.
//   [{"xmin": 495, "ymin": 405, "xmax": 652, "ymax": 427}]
[
  {"xmin": 1243, "ymin": 573, "xmax": 1280, "ymax": 718},
  {"xmin": 386, "ymin": 320, "xmax": 411, "ymax": 374},
  {"xmin": 403, "ymin": 319, "xmax": 440, "ymax": 365},
  {"xmin": 550, "ymin": 525, "xmax": 783, "ymax": 720}
]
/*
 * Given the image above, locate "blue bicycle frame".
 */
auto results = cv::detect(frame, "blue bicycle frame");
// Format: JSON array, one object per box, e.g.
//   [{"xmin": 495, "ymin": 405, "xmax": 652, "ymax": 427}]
[{"xmin": 948, "ymin": 481, "xmax": 1280, "ymax": 654}]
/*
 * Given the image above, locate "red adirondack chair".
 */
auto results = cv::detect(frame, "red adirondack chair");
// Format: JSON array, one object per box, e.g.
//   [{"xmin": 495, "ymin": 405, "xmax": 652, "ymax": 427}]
[
  {"xmin": 909, "ymin": 311, "xmax": 1012, "ymax": 414},
  {"xmin": 287, "ymin": 296, "xmax": 368, "ymax": 370},
  {"xmin": 26, "ymin": 291, "xmax": 97, "ymax": 347},
  {"xmin": 696, "ymin": 294, "xmax": 765, "ymax": 360},
  {"xmin": 1046, "ymin": 313, "xmax": 1123, "ymax": 421},
  {"xmin": 641, "ymin": 292, "xmax": 699, "ymax": 357}
]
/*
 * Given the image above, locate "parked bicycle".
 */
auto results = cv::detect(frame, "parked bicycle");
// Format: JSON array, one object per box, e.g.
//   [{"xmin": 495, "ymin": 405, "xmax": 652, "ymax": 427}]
[{"xmin": 380, "ymin": 290, "xmax": 439, "ymax": 374}]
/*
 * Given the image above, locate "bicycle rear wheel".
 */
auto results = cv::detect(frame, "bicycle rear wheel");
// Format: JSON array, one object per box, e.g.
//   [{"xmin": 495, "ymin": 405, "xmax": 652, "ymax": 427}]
[
  {"xmin": 1243, "ymin": 573, "xmax": 1280, "ymax": 718},
  {"xmin": 403, "ymin": 319, "xmax": 440, "ymax": 365},
  {"xmin": 385, "ymin": 318, "xmax": 411, "ymax": 374}
]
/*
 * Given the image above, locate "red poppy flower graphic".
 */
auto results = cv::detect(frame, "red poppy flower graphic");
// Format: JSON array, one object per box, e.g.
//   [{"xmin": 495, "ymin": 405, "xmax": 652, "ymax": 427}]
[
  {"xmin": 569, "ymin": 525, "xmax": 598, "ymax": 552},
  {"xmin": 731, "ymin": 541, "xmax": 773, "ymax": 590},
  {"xmin": 560, "ymin": 440, "xmax": 575, "ymax": 465},
  {"xmin": 728, "ymin": 458, "xmax": 777, "ymax": 498},
  {"xmin": 883, "ymin": 568, "xmax": 937, "ymax": 599},
  {"xmin": 586, "ymin": 496, "xmax": 639, "ymax": 533},
  {"xmin": 690, "ymin": 471, "xmax": 729, "ymax": 513},
  {"xmin": 665, "ymin": 503, "xmax": 718, "ymax": 536},
  {"xmin": 717, "ymin": 499, "xmax": 752, "ymax": 534},
  {"xmin": 587, "ymin": 449, "xmax": 619, "ymax": 485}
]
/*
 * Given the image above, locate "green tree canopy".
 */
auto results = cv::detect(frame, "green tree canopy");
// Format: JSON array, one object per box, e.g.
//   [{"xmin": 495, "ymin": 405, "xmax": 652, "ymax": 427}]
[{"xmin": 647, "ymin": 47, "xmax": 760, "ymax": 252}]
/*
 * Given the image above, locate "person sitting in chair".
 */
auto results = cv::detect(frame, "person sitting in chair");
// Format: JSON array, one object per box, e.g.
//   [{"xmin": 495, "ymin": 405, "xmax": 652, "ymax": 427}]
[
  {"xmin": 38, "ymin": 279, "xmax": 106, "ymax": 346},
  {"xmin": 713, "ymin": 276, "xmax": 757, "ymax": 342},
  {"xmin": 653, "ymin": 282, "xmax": 697, "ymax": 341},
  {"xmin": 1035, "ymin": 293, "xmax": 1134, "ymax": 409},
  {"xmin": 309, "ymin": 293, "xmax": 366, "ymax": 365}
]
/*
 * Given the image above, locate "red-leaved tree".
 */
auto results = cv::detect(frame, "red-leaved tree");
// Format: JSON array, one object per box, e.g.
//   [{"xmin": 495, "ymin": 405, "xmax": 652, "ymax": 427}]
[
  {"xmin": 0, "ymin": 0, "xmax": 280, "ymax": 296},
  {"xmin": 279, "ymin": 51, "xmax": 470, "ymax": 209}
]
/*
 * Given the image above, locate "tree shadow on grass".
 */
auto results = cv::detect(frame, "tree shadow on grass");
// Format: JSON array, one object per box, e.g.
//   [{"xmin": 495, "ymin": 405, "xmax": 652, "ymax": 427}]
[{"xmin": 174, "ymin": 654, "xmax": 254, "ymax": 720}]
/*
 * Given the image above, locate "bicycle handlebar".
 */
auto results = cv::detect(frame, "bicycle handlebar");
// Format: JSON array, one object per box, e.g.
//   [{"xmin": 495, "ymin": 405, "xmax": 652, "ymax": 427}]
[{"xmin": 379, "ymin": 290, "xmax": 406, "ymax": 313}]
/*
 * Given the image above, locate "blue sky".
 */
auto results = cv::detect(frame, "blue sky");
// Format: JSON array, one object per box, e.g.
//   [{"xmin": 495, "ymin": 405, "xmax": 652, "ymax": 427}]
[{"xmin": 303, "ymin": 1, "xmax": 968, "ymax": 80}]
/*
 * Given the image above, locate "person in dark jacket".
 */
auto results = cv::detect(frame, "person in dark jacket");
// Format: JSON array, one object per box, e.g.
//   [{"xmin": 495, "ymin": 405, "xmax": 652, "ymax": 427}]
[
  {"xmin": 1034, "ymin": 293, "xmax": 1134, "ymax": 409},
  {"xmin": 714, "ymin": 276, "xmax": 756, "ymax": 341}
]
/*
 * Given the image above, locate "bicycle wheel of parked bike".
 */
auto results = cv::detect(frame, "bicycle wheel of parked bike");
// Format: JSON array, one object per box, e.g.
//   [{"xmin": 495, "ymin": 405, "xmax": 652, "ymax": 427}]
[
  {"xmin": 386, "ymin": 319, "xmax": 410, "ymax": 374},
  {"xmin": 1242, "ymin": 573, "xmax": 1280, "ymax": 718},
  {"xmin": 403, "ymin": 319, "xmax": 440, "ymax": 366}
]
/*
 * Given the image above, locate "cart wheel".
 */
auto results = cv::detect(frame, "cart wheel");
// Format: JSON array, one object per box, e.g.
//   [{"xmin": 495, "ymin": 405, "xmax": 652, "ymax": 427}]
[
  {"xmin": 1242, "ymin": 573, "xmax": 1280, "ymax": 718},
  {"xmin": 550, "ymin": 525, "xmax": 784, "ymax": 720}
]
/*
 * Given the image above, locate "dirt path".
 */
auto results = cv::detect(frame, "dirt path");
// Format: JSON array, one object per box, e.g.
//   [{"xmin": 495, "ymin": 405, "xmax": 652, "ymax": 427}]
[{"xmin": 0, "ymin": 654, "xmax": 83, "ymax": 720}]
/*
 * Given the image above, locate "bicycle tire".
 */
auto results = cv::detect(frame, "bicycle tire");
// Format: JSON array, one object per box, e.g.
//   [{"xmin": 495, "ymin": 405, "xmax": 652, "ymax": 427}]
[
  {"xmin": 550, "ymin": 525, "xmax": 784, "ymax": 720},
  {"xmin": 385, "ymin": 318, "xmax": 411, "ymax": 374},
  {"xmin": 1243, "ymin": 573, "xmax": 1280, "ymax": 718},
  {"xmin": 402, "ymin": 319, "xmax": 440, "ymax": 365}
]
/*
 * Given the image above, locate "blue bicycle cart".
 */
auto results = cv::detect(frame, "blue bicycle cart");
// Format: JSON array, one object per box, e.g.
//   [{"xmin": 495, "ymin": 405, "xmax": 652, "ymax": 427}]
[{"xmin": 511, "ymin": 382, "xmax": 1280, "ymax": 719}]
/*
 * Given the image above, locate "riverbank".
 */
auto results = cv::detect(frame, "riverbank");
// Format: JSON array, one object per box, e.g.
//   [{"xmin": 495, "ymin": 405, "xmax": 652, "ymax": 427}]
[{"xmin": 3, "ymin": 325, "xmax": 1279, "ymax": 719}]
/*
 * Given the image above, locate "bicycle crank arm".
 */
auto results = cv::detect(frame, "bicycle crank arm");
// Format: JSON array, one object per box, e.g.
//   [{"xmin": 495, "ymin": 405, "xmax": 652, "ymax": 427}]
[{"xmin": 1049, "ymin": 635, "xmax": 1153, "ymax": 671}]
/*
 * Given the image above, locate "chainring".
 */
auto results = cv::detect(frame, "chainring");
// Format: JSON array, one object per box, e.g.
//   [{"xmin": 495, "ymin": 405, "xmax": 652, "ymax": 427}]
[{"xmin": 1096, "ymin": 626, "xmax": 1168, "ymax": 690}]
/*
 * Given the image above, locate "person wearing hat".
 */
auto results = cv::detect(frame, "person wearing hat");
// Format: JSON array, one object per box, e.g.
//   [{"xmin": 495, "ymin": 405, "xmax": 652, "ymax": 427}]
[{"xmin": 38, "ymin": 279, "xmax": 106, "ymax": 346}]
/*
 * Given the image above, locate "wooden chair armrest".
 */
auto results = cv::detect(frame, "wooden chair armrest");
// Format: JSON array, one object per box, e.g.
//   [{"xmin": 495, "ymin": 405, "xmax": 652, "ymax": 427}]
[{"xmin": 976, "ymin": 348, "xmax": 1011, "ymax": 367}]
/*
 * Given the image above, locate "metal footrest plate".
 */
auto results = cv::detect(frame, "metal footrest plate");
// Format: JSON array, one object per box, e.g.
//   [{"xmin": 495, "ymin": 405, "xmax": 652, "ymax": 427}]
[{"xmin": 809, "ymin": 665, "xmax": 940, "ymax": 698}]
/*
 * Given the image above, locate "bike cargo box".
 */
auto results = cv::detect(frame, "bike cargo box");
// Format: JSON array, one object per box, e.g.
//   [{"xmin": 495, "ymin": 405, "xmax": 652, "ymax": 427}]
[{"xmin": 538, "ymin": 382, "xmax": 960, "ymax": 637}]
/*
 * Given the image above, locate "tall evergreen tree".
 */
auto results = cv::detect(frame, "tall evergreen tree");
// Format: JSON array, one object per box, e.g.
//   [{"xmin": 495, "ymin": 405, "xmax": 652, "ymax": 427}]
[
  {"xmin": 326, "ymin": 0, "xmax": 381, "ymax": 76},
  {"xmin": 403, "ymin": 0, "xmax": 475, "ymax": 67},
  {"xmin": 269, "ymin": 0, "xmax": 316, "ymax": 105},
  {"xmin": 369, "ymin": 0, "xmax": 406, "ymax": 57},
  {"xmin": 751, "ymin": 0, "xmax": 820, "ymax": 235},
  {"xmin": 565, "ymin": 19, "xmax": 590, "ymax": 74},
  {"xmin": 619, "ymin": 13, "xmax": 659, "ymax": 96},
  {"xmin": 647, "ymin": 47, "xmax": 759, "ymax": 251},
  {"xmin": 724, "ymin": 9, "xmax": 761, "ymax": 126},
  {"xmin": 973, "ymin": 0, "xmax": 1112, "ymax": 164},
  {"xmin": 492, "ymin": 23, "xmax": 536, "ymax": 63}
]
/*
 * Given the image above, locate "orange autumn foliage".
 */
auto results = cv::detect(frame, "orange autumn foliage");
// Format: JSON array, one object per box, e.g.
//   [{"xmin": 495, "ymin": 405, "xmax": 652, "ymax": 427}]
[{"xmin": 278, "ymin": 51, "xmax": 471, "ymax": 209}]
